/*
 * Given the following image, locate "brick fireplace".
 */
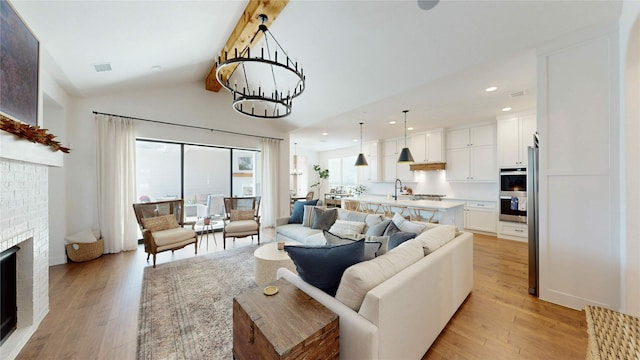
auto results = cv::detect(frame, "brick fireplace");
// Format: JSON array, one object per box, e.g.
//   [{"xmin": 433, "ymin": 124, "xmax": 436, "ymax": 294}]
[{"xmin": 0, "ymin": 132, "xmax": 62, "ymax": 359}]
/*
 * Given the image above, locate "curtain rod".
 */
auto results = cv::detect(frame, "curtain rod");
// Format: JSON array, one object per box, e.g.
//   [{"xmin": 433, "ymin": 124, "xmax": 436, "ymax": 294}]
[{"xmin": 92, "ymin": 111, "xmax": 284, "ymax": 141}]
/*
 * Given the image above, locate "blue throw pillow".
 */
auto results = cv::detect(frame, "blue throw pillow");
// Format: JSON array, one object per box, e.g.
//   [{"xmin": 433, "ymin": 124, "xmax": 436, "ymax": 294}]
[
  {"xmin": 366, "ymin": 219, "xmax": 391, "ymax": 236},
  {"xmin": 388, "ymin": 232, "xmax": 417, "ymax": 250},
  {"xmin": 288, "ymin": 199, "xmax": 319, "ymax": 224},
  {"xmin": 384, "ymin": 220, "xmax": 416, "ymax": 249},
  {"xmin": 284, "ymin": 240, "xmax": 365, "ymax": 296}
]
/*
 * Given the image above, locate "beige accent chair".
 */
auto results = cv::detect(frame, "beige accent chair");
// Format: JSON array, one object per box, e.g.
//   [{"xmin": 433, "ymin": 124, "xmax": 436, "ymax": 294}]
[
  {"xmin": 222, "ymin": 196, "xmax": 260, "ymax": 249},
  {"xmin": 133, "ymin": 199, "xmax": 197, "ymax": 268}
]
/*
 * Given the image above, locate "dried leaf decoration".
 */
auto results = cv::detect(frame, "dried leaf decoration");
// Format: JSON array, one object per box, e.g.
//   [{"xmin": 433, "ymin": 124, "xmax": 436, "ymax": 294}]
[{"xmin": 0, "ymin": 114, "xmax": 70, "ymax": 153}]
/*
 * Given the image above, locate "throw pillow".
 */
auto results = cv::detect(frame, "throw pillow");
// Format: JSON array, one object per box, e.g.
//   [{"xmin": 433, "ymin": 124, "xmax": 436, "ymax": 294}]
[
  {"xmin": 383, "ymin": 220, "xmax": 402, "ymax": 236},
  {"xmin": 288, "ymin": 199, "xmax": 319, "ymax": 224},
  {"xmin": 284, "ymin": 240, "xmax": 365, "ymax": 296},
  {"xmin": 231, "ymin": 209, "xmax": 254, "ymax": 221},
  {"xmin": 64, "ymin": 229, "xmax": 97, "ymax": 244},
  {"xmin": 391, "ymin": 212, "xmax": 407, "ymax": 228},
  {"xmin": 365, "ymin": 235, "xmax": 390, "ymax": 256},
  {"xmin": 335, "ymin": 239, "xmax": 424, "ymax": 311},
  {"xmin": 311, "ymin": 207, "xmax": 338, "ymax": 230},
  {"xmin": 141, "ymin": 214, "xmax": 177, "ymax": 232},
  {"xmin": 302, "ymin": 205, "xmax": 315, "ymax": 227},
  {"xmin": 365, "ymin": 219, "xmax": 391, "ymax": 236},
  {"xmin": 165, "ymin": 215, "xmax": 179, "ymax": 228},
  {"xmin": 391, "ymin": 212, "xmax": 427, "ymax": 234},
  {"xmin": 328, "ymin": 220, "xmax": 366, "ymax": 238},
  {"xmin": 415, "ymin": 225, "xmax": 457, "ymax": 255},
  {"xmin": 337, "ymin": 209, "xmax": 368, "ymax": 222},
  {"xmin": 384, "ymin": 221, "xmax": 416, "ymax": 249},
  {"xmin": 324, "ymin": 230, "xmax": 381, "ymax": 260}
]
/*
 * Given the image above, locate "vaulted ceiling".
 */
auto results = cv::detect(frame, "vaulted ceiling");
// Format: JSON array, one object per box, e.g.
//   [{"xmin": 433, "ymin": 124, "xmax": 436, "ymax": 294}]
[{"xmin": 11, "ymin": 0, "xmax": 622, "ymax": 151}]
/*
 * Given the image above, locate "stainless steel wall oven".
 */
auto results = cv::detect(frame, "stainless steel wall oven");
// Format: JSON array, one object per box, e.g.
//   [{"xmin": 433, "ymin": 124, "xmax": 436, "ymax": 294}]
[{"xmin": 499, "ymin": 168, "xmax": 527, "ymax": 223}]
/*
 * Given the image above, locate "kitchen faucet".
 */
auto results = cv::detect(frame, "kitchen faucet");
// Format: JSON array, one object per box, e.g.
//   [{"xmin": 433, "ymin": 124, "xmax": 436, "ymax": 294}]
[{"xmin": 394, "ymin": 178, "xmax": 403, "ymax": 201}]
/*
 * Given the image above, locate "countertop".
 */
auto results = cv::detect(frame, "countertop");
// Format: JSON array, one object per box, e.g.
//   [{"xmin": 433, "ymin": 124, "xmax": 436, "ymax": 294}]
[{"xmin": 352, "ymin": 195, "xmax": 465, "ymax": 210}]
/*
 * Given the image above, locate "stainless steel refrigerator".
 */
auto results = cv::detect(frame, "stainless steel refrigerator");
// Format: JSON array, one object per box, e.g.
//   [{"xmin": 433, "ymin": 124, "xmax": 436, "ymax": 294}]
[{"xmin": 527, "ymin": 133, "xmax": 539, "ymax": 296}]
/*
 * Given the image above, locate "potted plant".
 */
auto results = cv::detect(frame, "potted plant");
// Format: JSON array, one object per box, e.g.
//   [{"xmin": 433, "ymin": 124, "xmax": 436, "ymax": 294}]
[{"xmin": 310, "ymin": 164, "xmax": 329, "ymax": 198}]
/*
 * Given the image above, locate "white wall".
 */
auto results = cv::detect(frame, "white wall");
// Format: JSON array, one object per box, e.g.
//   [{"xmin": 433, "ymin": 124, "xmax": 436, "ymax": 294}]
[
  {"xmin": 619, "ymin": 2, "xmax": 640, "ymax": 316},
  {"xmin": 537, "ymin": 25, "xmax": 621, "ymax": 310},
  {"xmin": 64, "ymin": 81, "xmax": 291, "ymax": 239},
  {"xmin": 41, "ymin": 70, "xmax": 71, "ymax": 266}
]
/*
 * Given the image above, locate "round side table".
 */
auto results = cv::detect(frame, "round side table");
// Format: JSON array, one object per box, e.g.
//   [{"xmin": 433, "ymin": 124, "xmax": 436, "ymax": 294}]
[{"xmin": 253, "ymin": 242, "xmax": 298, "ymax": 286}]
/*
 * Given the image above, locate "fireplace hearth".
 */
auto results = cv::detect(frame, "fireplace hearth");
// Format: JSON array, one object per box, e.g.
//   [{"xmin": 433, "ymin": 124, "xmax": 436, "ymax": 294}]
[{"xmin": 0, "ymin": 246, "xmax": 19, "ymax": 345}]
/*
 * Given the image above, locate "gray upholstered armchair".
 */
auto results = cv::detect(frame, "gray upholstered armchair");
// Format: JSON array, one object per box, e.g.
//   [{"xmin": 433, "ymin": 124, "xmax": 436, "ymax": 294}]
[
  {"xmin": 222, "ymin": 196, "xmax": 260, "ymax": 249},
  {"xmin": 132, "ymin": 199, "xmax": 197, "ymax": 267}
]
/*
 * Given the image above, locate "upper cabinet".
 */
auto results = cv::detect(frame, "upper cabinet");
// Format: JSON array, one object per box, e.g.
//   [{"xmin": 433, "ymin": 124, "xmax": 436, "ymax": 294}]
[
  {"xmin": 382, "ymin": 138, "xmax": 413, "ymax": 182},
  {"xmin": 357, "ymin": 141, "xmax": 381, "ymax": 182},
  {"xmin": 410, "ymin": 129, "xmax": 445, "ymax": 163},
  {"xmin": 497, "ymin": 112, "xmax": 536, "ymax": 168},
  {"xmin": 364, "ymin": 141, "xmax": 380, "ymax": 182},
  {"xmin": 445, "ymin": 123, "xmax": 497, "ymax": 182}
]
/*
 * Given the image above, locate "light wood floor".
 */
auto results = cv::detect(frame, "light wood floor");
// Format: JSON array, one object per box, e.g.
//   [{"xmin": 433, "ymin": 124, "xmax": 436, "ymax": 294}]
[{"xmin": 17, "ymin": 230, "xmax": 587, "ymax": 359}]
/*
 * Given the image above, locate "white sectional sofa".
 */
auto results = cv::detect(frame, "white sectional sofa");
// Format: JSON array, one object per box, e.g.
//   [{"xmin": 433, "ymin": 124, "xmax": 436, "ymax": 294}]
[
  {"xmin": 274, "ymin": 207, "xmax": 474, "ymax": 359},
  {"xmin": 275, "ymin": 208, "xmax": 385, "ymax": 245}
]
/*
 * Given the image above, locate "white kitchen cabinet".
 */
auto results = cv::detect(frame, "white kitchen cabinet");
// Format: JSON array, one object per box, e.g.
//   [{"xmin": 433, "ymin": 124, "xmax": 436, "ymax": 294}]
[
  {"xmin": 445, "ymin": 123, "xmax": 497, "ymax": 182},
  {"xmin": 498, "ymin": 221, "xmax": 528, "ymax": 242},
  {"xmin": 410, "ymin": 129, "xmax": 444, "ymax": 163},
  {"xmin": 464, "ymin": 201, "xmax": 497, "ymax": 233},
  {"xmin": 447, "ymin": 123, "xmax": 495, "ymax": 149},
  {"xmin": 382, "ymin": 139, "xmax": 413, "ymax": 182},
  {"xmin": 358, "ymin": 141, "xmax": 380, "ymax": 182},
  {"xmin": 497, "ymin": 112, "xmax": 536, "ymax": 168}
]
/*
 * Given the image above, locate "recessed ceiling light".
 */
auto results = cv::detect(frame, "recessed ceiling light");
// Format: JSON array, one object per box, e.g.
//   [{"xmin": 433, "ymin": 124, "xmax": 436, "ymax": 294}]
[
  {"xmin": 389, "ymin": 121, "xmax": 396, "ymax": 125},
  {"xmin": 322, "ymin": 132, "xmax": 328, "ymax": 136},
  {"xmin": 407, "ymin": 127, "xmax": 414, "ymax": 131},
  {"xmin": 151, "ymin": 65, "xmax": 162, "ymax": 71},
  {"xmin": 353, "ymin": 138, "xmax": 358, "ymax": 142},
  {"xmin": 502, "ymin": 107, "xmax": 512, "ymax": 112},
  {"xmin": 485, "ymin": 86, "xmax": 498, "ymax": 92}
]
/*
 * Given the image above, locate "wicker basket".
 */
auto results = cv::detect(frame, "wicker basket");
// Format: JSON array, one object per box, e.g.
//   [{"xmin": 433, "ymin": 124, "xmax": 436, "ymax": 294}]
[{"xmin": 66, "ymin": 239, "xmax": 104, "ymax": 262}]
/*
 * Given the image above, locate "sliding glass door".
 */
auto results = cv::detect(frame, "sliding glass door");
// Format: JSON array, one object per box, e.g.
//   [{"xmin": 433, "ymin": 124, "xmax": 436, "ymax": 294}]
[
  {"xmin": 135, "ymin": 139, "xmax": 259, "ymax": 221},
  {"xmin": 136, "ymin": 141, "xmax": 182, "ymax": 202},
  {"xmin": 184, "ymin": 145, "xmax": 231, "ymax": 218}
]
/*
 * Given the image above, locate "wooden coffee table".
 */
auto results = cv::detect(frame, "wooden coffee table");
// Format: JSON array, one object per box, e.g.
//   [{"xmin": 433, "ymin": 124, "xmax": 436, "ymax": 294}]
[{"xmin": 233, "ymin": 278, "xmax": 339, "ymax": 359}]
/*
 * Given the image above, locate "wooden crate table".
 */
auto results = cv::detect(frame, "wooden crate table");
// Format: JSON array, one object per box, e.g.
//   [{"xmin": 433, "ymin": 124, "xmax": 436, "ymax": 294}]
[
  {"xmin": 585, "ymin": 305, "xmax": 640, "ymax": 360},
  {"xmin": 233, "ymin": 278, "xmax": 339, "ymax": 360}
]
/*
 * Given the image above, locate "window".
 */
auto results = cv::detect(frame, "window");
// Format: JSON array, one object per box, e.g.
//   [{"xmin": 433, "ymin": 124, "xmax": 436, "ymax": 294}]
[{"xmin": 327, "ymin": 156, "xmax": 358, "ymax": 192}]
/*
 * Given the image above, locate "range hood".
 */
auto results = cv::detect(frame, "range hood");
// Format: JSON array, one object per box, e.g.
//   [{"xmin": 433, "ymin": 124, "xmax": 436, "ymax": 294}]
[{"xmin": 409, "ymin": 162, "xmax": 446, "ymax": 171}]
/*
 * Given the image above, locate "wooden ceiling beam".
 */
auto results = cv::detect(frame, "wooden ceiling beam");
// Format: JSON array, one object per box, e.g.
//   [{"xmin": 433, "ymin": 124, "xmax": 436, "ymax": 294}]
[{"xmin": 205, "ymin": 0, "xmax": 289, "ymax": 92}]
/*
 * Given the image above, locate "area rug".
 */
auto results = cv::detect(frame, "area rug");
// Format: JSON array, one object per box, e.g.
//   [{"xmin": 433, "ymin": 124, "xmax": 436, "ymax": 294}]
[{"xmin": 137, "ymin": 244, "xmax": 259, "ymax": 360}]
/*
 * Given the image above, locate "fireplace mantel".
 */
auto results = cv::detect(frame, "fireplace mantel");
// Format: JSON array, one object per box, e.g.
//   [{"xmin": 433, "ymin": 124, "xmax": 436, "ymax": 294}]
[{"xmin": 0, "ymin": 131, "xmax": 63, "ymax": 167}]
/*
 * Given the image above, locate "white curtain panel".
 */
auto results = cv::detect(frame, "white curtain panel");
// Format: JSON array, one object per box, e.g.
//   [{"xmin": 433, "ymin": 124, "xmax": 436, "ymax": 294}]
[
  {"xmin": 95, "ymin": 114, "xmax": 138, "ymax": 253},
  {"xmin": 260, "ymin": 138, "xmax": 280, "ymax": 227}
]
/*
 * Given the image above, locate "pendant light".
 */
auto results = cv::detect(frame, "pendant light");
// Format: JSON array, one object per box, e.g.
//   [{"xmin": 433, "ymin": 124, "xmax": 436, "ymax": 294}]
[
  {"xmin": 290, "ymin": 142, "xmax": 303, "ymax": 176},
  {"xmin": 397, "ymin": 110, "xmax": 414, "ymax": 163},
  {"xmin": 355, "ymin": 122, "xmax": 369, "ymax": 166}
]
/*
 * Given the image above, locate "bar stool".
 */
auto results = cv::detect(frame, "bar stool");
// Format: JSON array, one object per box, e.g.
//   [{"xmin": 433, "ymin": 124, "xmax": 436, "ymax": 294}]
[
  {"xmin": 409, "ymin": 207, "xmax": 439, "ymax": 223},
  {"xmin": 343, "ymin": 200, "xmax": 359, "ymax": 211}
]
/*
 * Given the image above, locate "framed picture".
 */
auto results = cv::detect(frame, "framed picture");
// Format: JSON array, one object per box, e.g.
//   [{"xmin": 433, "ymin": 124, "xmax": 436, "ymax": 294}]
[
  {"xmin": 238, "ymin": 156, "xmax": 253, "ymax": 171},
  {"xmin": 0, "ymin": 0, "xmax": 39, "ymax": 126}
]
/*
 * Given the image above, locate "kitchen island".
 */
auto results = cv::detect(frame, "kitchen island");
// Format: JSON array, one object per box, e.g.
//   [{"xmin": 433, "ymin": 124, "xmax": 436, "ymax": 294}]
[{"xmin": 342, "ymin": 195, "xmax": 465, "ymax": 229}]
